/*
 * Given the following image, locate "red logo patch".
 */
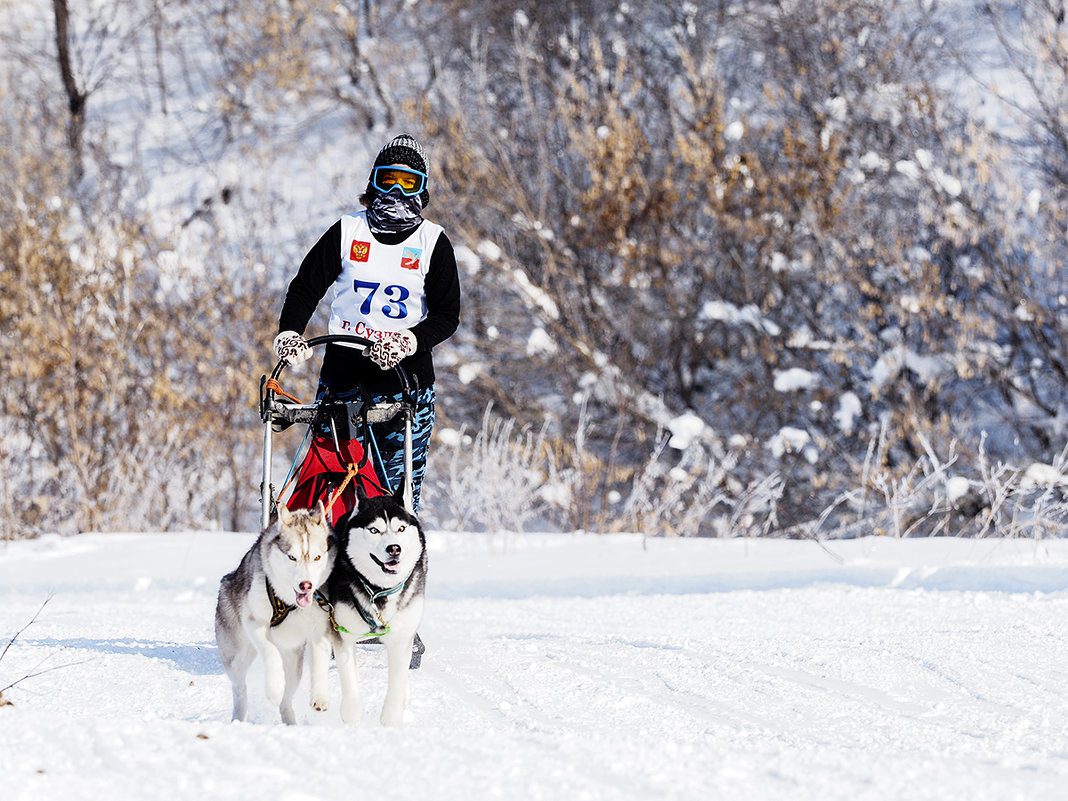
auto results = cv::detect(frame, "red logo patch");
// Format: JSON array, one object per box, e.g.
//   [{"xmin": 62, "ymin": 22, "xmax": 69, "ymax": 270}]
[
  {"xmin": 350, "ymin": 240, "xmax": 370, "ymax": 262},
  {"xmin": 401, "ymin": 246, "xmax": 422, "ymax": 271}
]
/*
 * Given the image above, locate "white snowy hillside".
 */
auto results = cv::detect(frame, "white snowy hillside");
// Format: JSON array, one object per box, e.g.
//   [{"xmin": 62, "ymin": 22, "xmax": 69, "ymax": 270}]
[{"xmin": 2, "ymin": 531, "xmax": 1067, "ymax": 801}]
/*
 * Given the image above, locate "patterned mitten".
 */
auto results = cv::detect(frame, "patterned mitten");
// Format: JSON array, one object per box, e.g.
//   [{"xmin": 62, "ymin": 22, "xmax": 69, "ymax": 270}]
[
  {"xmin": 273, "ymin": 330, "xmax": 312, "ymax": 366},
  {"xmin": 367, "ymin": 330, "xmax": 417, "ymax": 370}
]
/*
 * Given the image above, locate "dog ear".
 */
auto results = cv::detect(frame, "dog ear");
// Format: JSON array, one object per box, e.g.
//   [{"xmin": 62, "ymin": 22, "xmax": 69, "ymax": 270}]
[
  {"xmin": 355, "ymin": 475, "xmax": 370, "ymax": 503},
  {"xmin": 332, "ymin": 509, "xmax": 351, "ymax": 539},
  {"xmin": 313, "ymin": 499, "xmax": 327, "ymax": 524},
  {"xmin": 278, "ymin": 504, "xmax": 295, "ymax": 526},
  {"xmin": 393, "ymin": 483, "xmax": 414, "ymax": 514}
]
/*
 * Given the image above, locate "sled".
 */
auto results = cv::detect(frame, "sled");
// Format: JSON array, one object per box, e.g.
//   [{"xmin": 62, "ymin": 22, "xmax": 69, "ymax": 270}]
[{"xmin": 258, "ymin": 333, "xmax": 417, "ymax": 530}]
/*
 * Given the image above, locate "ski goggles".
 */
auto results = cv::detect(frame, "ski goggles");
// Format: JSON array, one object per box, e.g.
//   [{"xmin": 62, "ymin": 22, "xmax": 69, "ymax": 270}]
[{"xmin": 371, "ymin": 166, "xmax": 427, "ymax": 197}]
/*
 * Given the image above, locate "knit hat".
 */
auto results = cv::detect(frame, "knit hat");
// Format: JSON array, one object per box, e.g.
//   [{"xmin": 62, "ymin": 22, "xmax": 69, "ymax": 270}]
[{"xmin": 369, "ymin": 133, "xmax": 430, "ymax": 206}]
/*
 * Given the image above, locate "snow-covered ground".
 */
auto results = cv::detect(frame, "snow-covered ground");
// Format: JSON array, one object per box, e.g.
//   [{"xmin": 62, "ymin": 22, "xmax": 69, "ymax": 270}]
[{"xmin": 1, "ymin": 531, "xmax": 1067, "ymax": 800}]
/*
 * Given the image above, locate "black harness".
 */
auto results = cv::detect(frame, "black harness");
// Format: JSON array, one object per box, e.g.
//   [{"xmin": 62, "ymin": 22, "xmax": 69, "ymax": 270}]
[
  {"xmin": 265, "ymin": 578, "xmax": 337, "ymax": 629},
  {"xmin": 330, "ymin": 555, "xmax": 418, "ymax": 637}
]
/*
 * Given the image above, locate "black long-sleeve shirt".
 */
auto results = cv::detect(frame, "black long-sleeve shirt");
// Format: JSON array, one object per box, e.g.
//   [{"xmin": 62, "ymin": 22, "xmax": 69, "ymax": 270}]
[{"xmin": 278, "ymin": 218, "xmax": 461, "ymax": 394}]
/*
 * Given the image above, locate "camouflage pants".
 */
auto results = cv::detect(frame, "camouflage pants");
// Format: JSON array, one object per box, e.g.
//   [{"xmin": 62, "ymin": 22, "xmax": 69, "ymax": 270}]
[
  {"xmin": 316, "ymin": 383, "xmax": 435, "ymax": 512},
  {"xmin": 367, "ymin": 386, "xmax": 435, "ymax": 511}
]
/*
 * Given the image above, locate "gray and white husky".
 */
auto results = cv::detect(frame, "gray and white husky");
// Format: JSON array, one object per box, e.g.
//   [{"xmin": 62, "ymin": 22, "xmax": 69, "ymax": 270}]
[
  {"xmin": 328, "ymin": 486, "xmax": 427, "ymax": 727},
  {"xmin": 214, "ymin": 502, "xmax": 336, "ymax": 725}
]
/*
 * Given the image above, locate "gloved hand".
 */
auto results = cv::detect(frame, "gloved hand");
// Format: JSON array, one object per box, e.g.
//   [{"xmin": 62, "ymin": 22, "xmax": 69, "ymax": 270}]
[
  {"xmin": 273, "ymin": 330, "xmax": 312, "ymax": 366},
  {"xmin": 367, "ymin": 330, "xmax": 417, "ymax": 370}
]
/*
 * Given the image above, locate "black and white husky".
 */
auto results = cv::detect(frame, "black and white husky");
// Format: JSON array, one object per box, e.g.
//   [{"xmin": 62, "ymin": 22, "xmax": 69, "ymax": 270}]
[
  {"xmin": 214, "ymin": 502, "xmax": 336, "ymax": 725},
  {"xmin": 328, "ymin": 485, "xmax": 427, "ymax": 727}
]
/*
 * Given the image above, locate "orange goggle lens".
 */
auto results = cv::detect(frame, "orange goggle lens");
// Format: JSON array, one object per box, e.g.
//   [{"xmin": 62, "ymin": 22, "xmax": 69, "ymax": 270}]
[{"xmin": 372, "ymin": 166, "xmax": 427, "ymax": 196}]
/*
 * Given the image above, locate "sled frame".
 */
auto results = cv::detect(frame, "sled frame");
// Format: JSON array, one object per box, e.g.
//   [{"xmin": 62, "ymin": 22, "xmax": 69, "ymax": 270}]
[{"xmin": 258, "ymin": 334, "xmax": 416, "ymax": 529}]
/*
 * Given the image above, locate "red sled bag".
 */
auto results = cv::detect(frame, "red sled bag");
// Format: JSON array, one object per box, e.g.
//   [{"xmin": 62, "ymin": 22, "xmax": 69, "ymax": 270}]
[{"xmin": 285, "ymin": 435, "xmax": 384, "ymax": 522}]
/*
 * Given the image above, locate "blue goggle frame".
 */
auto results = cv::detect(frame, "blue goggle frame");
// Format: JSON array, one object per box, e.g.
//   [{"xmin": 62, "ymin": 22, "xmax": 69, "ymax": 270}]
[{"xmin": 371, "ymin": 165, "xmax": 427, "ymax": 197}]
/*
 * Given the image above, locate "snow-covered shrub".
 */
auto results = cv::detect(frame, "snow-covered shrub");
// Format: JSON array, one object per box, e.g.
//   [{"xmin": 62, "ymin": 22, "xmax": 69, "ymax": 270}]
[
  {"xmin": 426, "ymin": 406, "xmax": 561, "ymax": 533},
  {"xmin": 807, "ymin": 428, "xmax": 1068, "ymax": 540},
  {"xmin": 622, "ymin": 438, "xmax": 784, "ymax": 537}
]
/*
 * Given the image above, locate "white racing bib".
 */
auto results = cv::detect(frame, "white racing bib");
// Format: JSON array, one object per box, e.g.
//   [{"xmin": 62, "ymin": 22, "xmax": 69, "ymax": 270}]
[{"xmin": 329, "ymin": 211, "xmax": 444, "ymax": 342}]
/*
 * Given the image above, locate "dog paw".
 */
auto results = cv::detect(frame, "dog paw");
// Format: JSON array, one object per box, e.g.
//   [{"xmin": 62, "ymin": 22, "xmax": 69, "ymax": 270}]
[
  {"xmin": 265, "ymin": 677, "xmax": 285, "ymax": 707},
  {"xmin": 311, "ymin": 697, "xmax": 329, "ymax": 712},
  {"xmin": 341, "ymin": 700, "xmax": 364, "ymax": 726}
]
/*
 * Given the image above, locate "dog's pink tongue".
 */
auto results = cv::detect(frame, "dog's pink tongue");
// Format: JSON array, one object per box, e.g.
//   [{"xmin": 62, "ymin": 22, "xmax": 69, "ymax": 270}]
[{"xmin": 295, "ymin": 591, "xmax": 312, "ymax": 608}]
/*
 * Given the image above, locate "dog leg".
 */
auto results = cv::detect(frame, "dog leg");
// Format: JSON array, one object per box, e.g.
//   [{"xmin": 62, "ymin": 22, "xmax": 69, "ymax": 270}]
[
  {"xmin": 218, "ymin": 630, "xmax": 255, "ymax": 723},
  {"xmin": 308, "ymin": 636, "xmax": 331, "ymax": 713},
  {"xmin": 279, "ymin": 645, "xmax": 303, "ymax": 725},
  {"xmin": 334, "ymin": 640, "xmax": 364, "ymax": 726},
  {"xmin": 227, "ymin": 644, "xmax": 254, "ymax": 722},
  {"xmin": 231, "ymin": 683, "xmax": 249, "ymax": 722},
  {"xmin": 246, "ymin": 621, "xmax": 286, "ymax": 709},
  {"xmin": 380, "ymin": 634, "xmax": 413, "ymax": 727}
]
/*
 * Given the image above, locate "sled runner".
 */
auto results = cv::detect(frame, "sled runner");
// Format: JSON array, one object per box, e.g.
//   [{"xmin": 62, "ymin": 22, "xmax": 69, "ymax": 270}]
[{"xmin": 258, "ymin": 333, "xmax": 418, "ymax": 531}]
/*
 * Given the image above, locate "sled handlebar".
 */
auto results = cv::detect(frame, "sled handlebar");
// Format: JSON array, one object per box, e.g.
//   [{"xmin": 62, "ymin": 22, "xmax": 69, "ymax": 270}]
[
  {"xmin": 268, "ymin": 333, "xmax": 374, "ymax": 382},
  {"xmin": 269, "ymin": 333, "xmax": 412, "ymax": 384},
  {"xmin": 262, "ymin": 334, "xmax": 414, "ymax": 421}
]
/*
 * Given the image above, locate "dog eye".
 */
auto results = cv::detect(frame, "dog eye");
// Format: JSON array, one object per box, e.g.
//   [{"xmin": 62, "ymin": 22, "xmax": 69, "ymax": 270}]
[
  {"xmin": 288, "ymin": 554, "xmax": 297, "ymax": 561},
  {"xmin": 313, "ymin": 555, "xmax": 321, "ymax": 561},
  {"xmin": 368, "ymin": 527, "xmax": 380, "ymax": 535},
  {"xmin": 397, "ymin": 525, "xmax": 406, "ymax": 532}
]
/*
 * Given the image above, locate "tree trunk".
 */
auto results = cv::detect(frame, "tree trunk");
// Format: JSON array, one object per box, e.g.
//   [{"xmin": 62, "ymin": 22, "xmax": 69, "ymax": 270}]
[{"xmin": 52, "ymin": 0, "xmax": 87, "ymax": 176}]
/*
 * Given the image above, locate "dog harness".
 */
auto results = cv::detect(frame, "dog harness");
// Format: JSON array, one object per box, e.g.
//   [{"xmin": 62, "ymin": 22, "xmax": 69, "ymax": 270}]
[
  {"xmin": 265, "ymin": 578, "xmax": 334, "ymax": 628},
  {"xmin": 264, "ymin": 572, "xmax": 413, "ymax": 637},
  {"xmin": 330, "ymin": 567, "xmax": 416, "ymax": 637}
]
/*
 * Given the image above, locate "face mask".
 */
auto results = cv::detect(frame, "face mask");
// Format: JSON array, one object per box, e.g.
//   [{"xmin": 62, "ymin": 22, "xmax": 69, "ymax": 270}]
[{"xmin": 366, "ymin": 189, "xmax": 424, "ymax": 234}]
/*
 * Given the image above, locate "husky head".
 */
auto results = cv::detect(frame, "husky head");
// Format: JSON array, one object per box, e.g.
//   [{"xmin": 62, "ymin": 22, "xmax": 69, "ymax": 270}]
[
  {"xmin": 266, "ymin": 501, "xmax": 335, "ymax": 608},
  {"xmin": 342, "ymin": 486, "xmax": 425, "ymax": 587}
]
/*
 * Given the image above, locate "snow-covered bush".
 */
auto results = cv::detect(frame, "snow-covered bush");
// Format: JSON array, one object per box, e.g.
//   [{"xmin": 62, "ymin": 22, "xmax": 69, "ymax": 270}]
[{"xmin": 426, "ymin": 406, "xmax": 561, "ymax": 533}]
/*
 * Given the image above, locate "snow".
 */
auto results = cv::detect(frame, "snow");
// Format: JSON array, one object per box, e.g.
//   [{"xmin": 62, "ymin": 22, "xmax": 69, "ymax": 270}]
[
  {"xmin": 895, "ymin": 159, "xmax": 923, "ymax": 181},
  {"xmin": 946, "ymin": 475, "xmax": 973, "ymax": 504},
  {"xmin": 667, "ymin": 412, "xmax": 707, "ymax": 450},
  {"xmin": 3, "ymin": 532, "xmax": 1067, "ymax": 800},
  {"xmin": 834, "ymin": 391, "xmax": 863, "ymax": 434},
  {"xmin": 511, "ymin": 266, "xmax": 560, "ymax": 320},
  {"xmin": 698, "ymin": 299, "xmax": 782, "ymax": 336},
  {"xmin": 526, "ymin": 327, "xmax": 557, "ymax": 357},
  {"xmin": 456, "ymin": 364, "xmax": 482, "ymax": 385},
  {"xmin": 769, "ymin": 426, "xmax": 817, "ymax": 463},
  {"xmin": 1022, "ymin": 463, "xmax": 1068, "ymax": 489},
  {"xmin": 723, "ymin": 120, "xmax": 745, "ymax": 141},
  {"xmin": 452, "ymin": 244, "xmax": 482, "ymax": 275},
  {"xmin": 773, "ymin": 367, "xmax": 820, "ymax": 393},
  {"xmin": 872, "ymin": 345, "xmax": 950, "ymax": 389}
]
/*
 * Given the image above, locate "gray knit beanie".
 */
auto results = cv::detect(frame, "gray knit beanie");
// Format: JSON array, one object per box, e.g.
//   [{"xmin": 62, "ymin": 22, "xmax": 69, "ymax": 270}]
[{"xmin": 369, "ymin": 133, "xmax": 430, "ymax": 206}]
